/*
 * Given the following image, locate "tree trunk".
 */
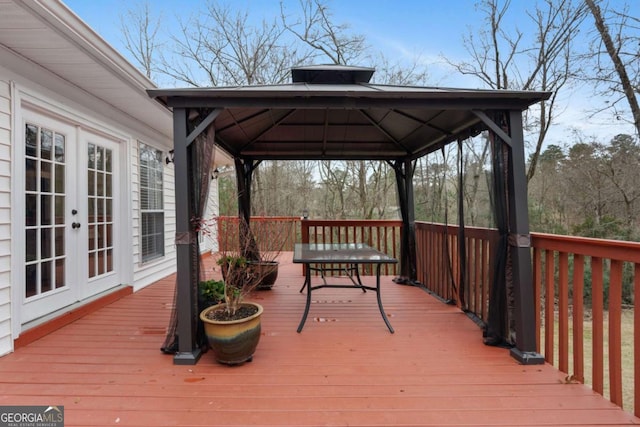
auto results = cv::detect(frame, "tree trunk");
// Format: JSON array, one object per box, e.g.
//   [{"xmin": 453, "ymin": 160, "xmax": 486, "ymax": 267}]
[{"xmin": 586, "ymin": 0, "xmax": 640, "ymax": 136}]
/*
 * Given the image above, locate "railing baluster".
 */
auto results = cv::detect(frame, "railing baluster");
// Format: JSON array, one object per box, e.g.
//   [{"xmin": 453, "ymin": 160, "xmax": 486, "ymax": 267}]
[
  {"xmin": 545, "ymin": 250, "xmax": 555, "ymax": 365},
  {"xmin": 592, "ymin": 257, "xmax": 604, "ymax": 396},
  {"xmin": 635, "ymin": 263, "xmax": 640, "ymax": 418},
  {"xmin": 475, "ymin": 237, "xmax": 481, "ymax": 315},
  {"xmin": 573, "ymin": 254, "xmax": 585, "ymax": 383},
  {"xmin": 609, "ymin": 259, "xmax": 623, "ymax": 407},
  {"xmin": 558, "ymin": 252, "xmax": 569, "ymax": 373}
]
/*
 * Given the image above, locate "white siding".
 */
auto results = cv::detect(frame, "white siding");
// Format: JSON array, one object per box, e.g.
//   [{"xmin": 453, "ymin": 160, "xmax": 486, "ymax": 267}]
[
  {"xmin": 0, "ymin": 79, "xmax": 12, "ymax": 356},
  {"xmin": 201, "ymin": 180, "xmax": 220, "ymax": 252}
]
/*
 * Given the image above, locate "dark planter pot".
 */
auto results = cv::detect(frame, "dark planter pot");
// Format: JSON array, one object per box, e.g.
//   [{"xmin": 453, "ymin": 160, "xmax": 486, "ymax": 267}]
[
  {"xmin": 248, "ymin": 260, "xmax": 279, "ymax": 290},
  {"xmin": 199, "ymin": 302, "xmax": 263, "ymax": 365}
]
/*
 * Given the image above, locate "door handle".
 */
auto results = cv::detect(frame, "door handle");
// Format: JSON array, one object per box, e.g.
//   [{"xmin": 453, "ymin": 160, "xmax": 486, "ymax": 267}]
[{"xmin": 72, "ymin": 222, "xmax": 81, "ymax": 229}]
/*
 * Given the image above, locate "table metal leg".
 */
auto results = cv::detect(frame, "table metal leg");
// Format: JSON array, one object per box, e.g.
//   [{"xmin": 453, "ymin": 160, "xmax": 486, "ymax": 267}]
[
  {"xmin": 352, "ymin": 263, "xmax": 366, "ymax": 292},
  {"xmin": 297, "ymin": 265, "xmax": 313, "ymax": 332},
  {"xmin": 375, "ymin": 264, "xmax": 395, "ymax": 333}
]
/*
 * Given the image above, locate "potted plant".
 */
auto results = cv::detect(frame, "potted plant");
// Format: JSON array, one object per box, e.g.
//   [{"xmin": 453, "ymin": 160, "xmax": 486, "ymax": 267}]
[
  {"xmin": 197, "ymin": 216, "xmax": 289, "ymax": 365},
  {"xmin": 216, "ymin": 216, "xmax": 290, "ymax": 290},
  {"xmin": 199, "ymin": 254, "xmax": 265, "ymax": 365}
]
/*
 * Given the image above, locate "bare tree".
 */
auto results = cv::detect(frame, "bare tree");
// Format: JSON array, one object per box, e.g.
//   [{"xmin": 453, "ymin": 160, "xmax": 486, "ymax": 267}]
[
  {"xmin": 280, "ymin": 0, "xmax": 368, "ymax": 65},
  {"xmin": 527, "ymin": 144, "xmax": 568, "ymax": 233},
  {"xmin": 120, "ymin": 0, "xmax": 435, "ymax": 222},
  {"xmin": 370, "ymin": 53, "xmax": 430, "ymax": 86},
  {"xmin": 599, "ymin": 134, "xmax": 640, "ymax": 229},
  {"xmin": 319, "ymin": 161, "xmax": 348, "ymax": 219},
  {"xmin": 445, "ymin": 0, "xmax": 588, "ymax": 182},
  {"xmin": 462, "ymin": 137, "xmax": 492, "ymax": 226},
  {"xmin": 158, "ymin": 2, "xmax": 307, "ymax": 87},
  {"xmin": 584, "ymin": 0, "xmax": 640, "ymax": 137},
  {"xmin": 119, "ymin": 1, "xmax": 163, "ymax": 80}
]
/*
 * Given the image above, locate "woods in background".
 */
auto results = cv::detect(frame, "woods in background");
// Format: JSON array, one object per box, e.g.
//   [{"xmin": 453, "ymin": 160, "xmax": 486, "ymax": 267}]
[{"xmin": 120, "ymin": 0, "xmax": 640, "ymax": 242}]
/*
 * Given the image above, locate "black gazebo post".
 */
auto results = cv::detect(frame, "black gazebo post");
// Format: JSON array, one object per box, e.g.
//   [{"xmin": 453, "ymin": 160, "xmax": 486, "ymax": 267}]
[
  {"xmin": 234, "ymin": 158, "xmax": 262, "ymax": 259},
  {"xmin": 172, "ymin": 107, "xmax": 202, "ymax": 365},
  {"xmin": 506, "ymin": 110, "xmax": 544, "ymax": 364}
]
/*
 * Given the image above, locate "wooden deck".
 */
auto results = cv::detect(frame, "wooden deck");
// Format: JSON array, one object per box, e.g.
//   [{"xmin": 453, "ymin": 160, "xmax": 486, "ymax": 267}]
[{"xmin": 0, "ymin": 253, "xmax": 638, "ymax": 426}]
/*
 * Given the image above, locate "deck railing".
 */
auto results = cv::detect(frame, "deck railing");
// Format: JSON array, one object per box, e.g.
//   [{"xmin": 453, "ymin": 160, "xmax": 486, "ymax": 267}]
[
  {"xmin": 217, "ymin": 216, "xmax": 639, "ymax": 416},
  {"xmin": 415, "ymin": 222, "xmax": 499, "ymax": 320},
  {"xmin": 300, "ymin": 219, "xmax": 402, "ymax": 276},
  {"xmin": 415, "ymin": 222, "xmax": 640, "ymax": 417},
  {"xmin": 531, "ymin": 233, "xmax": 640, "ymax": 416},
  {"xmin": 217, "ymin": 216, "xmax": 301, "ymax": 252}
]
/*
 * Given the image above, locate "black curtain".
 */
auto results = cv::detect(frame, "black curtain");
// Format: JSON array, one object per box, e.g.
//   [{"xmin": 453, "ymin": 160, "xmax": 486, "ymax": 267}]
[{"xmin": 484, "ymin": 122, "xmax": 515, "ymax": 347}]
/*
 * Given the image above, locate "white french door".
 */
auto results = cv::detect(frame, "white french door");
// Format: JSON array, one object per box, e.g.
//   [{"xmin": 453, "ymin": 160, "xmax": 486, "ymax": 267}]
[{"xmin": 20, "ymin": 110, "xmax": 122, "ymax": 324}]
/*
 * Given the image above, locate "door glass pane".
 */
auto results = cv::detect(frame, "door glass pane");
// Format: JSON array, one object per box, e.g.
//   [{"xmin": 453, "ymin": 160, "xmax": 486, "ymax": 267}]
[
  {"xmin": 98, "ymin": 250, "xmax": 105, "ymax": 275},
  {"xmin": 105, "ymin": 173, "xmax": 112, "ymax": 197},
  {"xmin": 25, "ymin": 159, "xmax": 37, "ymax": 191},
  {"xmin": 97, "ymin": 172, "xmax": 104, "ymax": 197},
  {"xmin": 105, "ymin": 149, "xmax": 112, "ymax": 172},
  {"xmin": 41, "ymin": 228, "xmax": 52, "ymax": 259},
  {"xmin": 88, "ymin": 171, "xmax": 95, "ymax": 197},
  {"xmin": 88, "ymin": 224, "xmax": 95, "ymax": 251},
  {"xmin": 41, "ymin": 261, "xmax": 52, "ymax": 292},
  {"xmin": 106, "ymin": 249, "xmax": 113, "ymax": 271},
  {"xmin": 88, "ymin": 252, "xmax": 96, "ymax": 278},
  {"xmin": 97, "ymin": 223, "xmax": 104, "ymax": 248},
  {"xmin": 25, "ymin": 229, "xmax": 37, "ymax": 262},
  {"xmin": 41, "ymin": 195, "xmax": 52, "ymax": 225},
  {"xmin": 54, "ymin": 134, "xmax": 65, "ymax": 162},
  {"xmin": 55, "ymin": 164, "xmax": 65, "ymax": 193},
  {"xmin": 41, "ymin": 129, "xmax": 53, "ymax": 160},
  {"xmin": 55, "ymin": 227, "xmax": 65, "ymax": 256},
  {"xmin": 106, "ymin": 223, "xmax": 113, "ymax": 247},
  {"xmin": 55, "ymin": 196, "xmax": 64, "ymax": 225},
  {"xmin": 88, "ymin": 197, "xmax": 95, "ymax": 223},
  {"xmin": 25, "ymin": 265, "xmax": 37, "ymax": 298},
  {"xmin": 97, "ymin": 146, "xmax": 104, "ymax": 170},
  {"xmin": 55, "ymin": 259, "xmax": 65, "ymax": 289},
  {"xmin": 25, "ymin": 194, "xmax": 37, "ymax": 226},
  {"xmin": 25, "ymin": 124, "xmax": 38, "ymax": 157},
  {"xmin": 41, "ymin": 161, "xmax": 51, "ymax": 193},
  {"xmin": 88, "ymin": 144, "xmax": 95, "ymax": 169}
]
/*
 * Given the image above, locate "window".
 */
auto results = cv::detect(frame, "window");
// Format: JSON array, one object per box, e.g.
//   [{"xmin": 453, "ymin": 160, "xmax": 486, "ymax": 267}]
[{"xmin": 139, "ymin": 143, "xmax": 164, "ymax": 262}]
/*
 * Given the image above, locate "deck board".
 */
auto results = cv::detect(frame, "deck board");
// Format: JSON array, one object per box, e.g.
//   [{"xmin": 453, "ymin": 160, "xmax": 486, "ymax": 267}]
[{"xmin": 0, "ymin": 253, "xmax": 638, "ymax": 426}]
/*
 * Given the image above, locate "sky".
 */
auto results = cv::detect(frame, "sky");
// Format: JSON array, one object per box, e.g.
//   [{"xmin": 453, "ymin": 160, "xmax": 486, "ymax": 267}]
[{"xmin": 62, "ymin": 0, "xmax": 639, "ymax": 147}]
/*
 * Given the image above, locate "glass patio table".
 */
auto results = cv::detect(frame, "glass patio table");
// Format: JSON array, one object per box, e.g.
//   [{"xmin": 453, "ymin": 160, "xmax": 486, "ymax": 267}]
[{"xmin": 293, "ymin": 243, "xmax": 397, "ymax": 333}]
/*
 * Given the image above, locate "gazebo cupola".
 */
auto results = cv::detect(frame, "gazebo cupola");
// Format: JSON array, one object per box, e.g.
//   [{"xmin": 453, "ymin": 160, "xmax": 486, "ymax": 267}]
[{"xmin": 291, "ymin": 64, "xmax": 375, "ymax": 84}]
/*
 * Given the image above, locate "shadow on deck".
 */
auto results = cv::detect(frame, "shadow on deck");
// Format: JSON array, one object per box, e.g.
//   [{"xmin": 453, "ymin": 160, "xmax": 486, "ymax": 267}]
[{"xmin": 0, "ymin": 253, "xmax": 638, "ymax": 426}]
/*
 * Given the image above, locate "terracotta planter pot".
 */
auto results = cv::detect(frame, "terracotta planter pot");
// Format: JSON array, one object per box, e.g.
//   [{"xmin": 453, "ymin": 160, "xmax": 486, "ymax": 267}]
[{"xmin": 199, "ymin": 302, "xmax": 263, "ymax": 365}]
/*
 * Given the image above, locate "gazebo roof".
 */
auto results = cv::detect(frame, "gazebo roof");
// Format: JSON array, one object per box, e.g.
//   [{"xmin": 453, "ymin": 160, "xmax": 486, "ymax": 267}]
[{"xmin": 148, "ymin": 65, "xmax": 551, "ymax": 161}]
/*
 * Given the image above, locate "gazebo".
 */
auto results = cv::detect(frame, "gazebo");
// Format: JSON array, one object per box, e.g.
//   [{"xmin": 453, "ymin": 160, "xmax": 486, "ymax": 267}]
[{"xmin": 148, "ymin": 65, "xmax": 551, "ymax": 365}]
